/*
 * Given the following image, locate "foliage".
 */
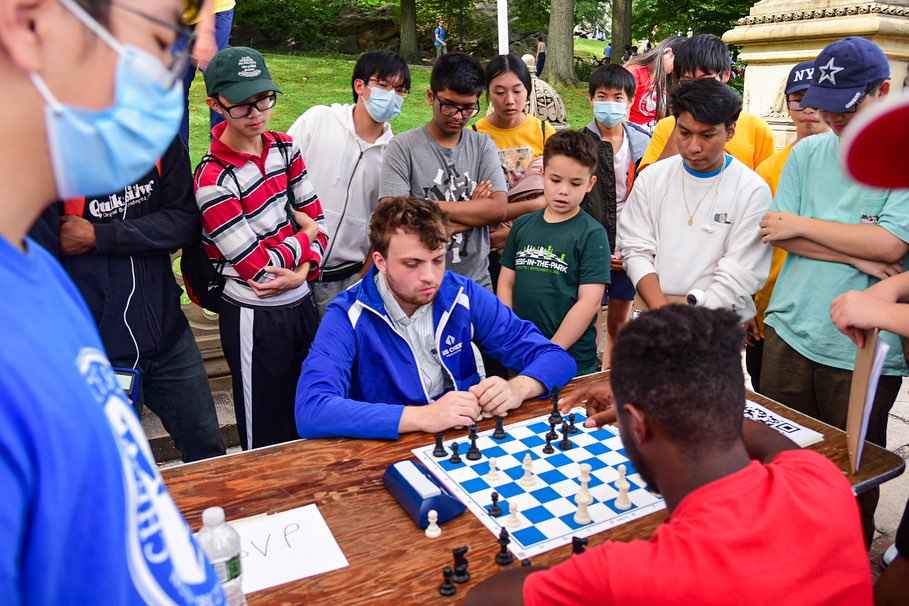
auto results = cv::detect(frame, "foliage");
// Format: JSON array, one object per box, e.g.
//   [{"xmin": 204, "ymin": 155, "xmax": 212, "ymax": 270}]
[
  {"xmin": 231, "ymin": 0, "xmax": 339, "ymax": 51},
  {"xmin": 631, "ymin": 0, "xmax": 754, "ymax": 41}
]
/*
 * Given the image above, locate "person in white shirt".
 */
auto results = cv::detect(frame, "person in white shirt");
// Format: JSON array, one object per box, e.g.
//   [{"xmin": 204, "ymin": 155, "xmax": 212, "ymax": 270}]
[
  {"xmin": 287, "ymin": 50, "xmax": 411, "ymax": 315},
  {"xmin": 618, "ymin": 78, "xmax": 771, "ymax": 319}
]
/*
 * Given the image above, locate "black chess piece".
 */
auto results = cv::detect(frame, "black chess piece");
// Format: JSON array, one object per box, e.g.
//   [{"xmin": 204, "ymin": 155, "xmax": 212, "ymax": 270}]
[
  {"xmin": 545, "ymin": 420, "xmax": 558, "ymax": 442},
  {"xmin": 542, "ymin": 434, "xmax": 554, "ymax": 454},
  {"xmin": 466, "ymin": 431, "xmax": 481, "ymax": 461},
  {"xmin": 521, "ymin": 558, "xmax": 532, "ymax": 567},
  {"xmin": 493, "ymin": 415, "xmax": 507, "ymax": 440},
  {"xmin": 439, "ymin": 566, "xmax": 456, "ymax": 596},
  {"xmin": 452, "ymin": 546, "xmax": 470, "ymax": 583},
  {"xmin": 449, "ymin": 442, "xmax": 462, "ymax": 464},
  {"xmin": 489, "ymin": 491, "xmax": 503, "ymax": 516},
  {"xmin": 468, "ymin": 423, "xmax": 478, "ymax": 439},
  {"xmin": 547, "ymin": 388, "xmax": 562, "ymax": 426},
  {"xmin": 558, "ymin": 421, "xmax": 573, "ymax": 451},
  {"xmin": 572, "ymin": 536, "xmax": 588, "ymax": 555},
  {"xmin": 567, "ymin": 412, "xmax": 579, "ymax": 434},
  {"xmin": 495, "ymin": 527, "xmax": 514, "ymax": 566},
  {"xmin": 433, "ymin": 433, "xmax": 447, "ymax": 457}
]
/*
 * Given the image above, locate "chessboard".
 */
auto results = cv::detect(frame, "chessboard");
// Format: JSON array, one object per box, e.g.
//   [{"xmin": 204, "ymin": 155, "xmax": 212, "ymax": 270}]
[{"xmin": 412, "ymin": 407, "xmax": 665, "ymax": 560}]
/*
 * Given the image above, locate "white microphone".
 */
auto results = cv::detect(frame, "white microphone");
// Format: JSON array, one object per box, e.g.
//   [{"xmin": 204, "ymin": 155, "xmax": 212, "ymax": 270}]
[{"xmin": 687, "ymin": 289, "xmax": 708, "ymax": 307}]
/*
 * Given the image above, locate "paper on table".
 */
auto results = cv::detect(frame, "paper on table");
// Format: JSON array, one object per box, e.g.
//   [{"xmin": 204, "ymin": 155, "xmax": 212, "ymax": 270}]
[{"xmin": 229, "ymin": 504, "xmax": 348, "ymax": 594}]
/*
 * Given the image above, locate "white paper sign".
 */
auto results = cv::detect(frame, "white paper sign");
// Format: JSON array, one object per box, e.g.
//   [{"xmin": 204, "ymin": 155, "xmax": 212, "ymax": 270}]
[{"xmin": 230, "ymin": 504, "xmax": 348, "ymax": 594}]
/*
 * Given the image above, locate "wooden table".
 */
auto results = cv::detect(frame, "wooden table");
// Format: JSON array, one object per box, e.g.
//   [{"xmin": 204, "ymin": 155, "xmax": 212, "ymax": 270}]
[{"xmin": 163, "ymin": 372, "xmax": 905, "ymax": 605}]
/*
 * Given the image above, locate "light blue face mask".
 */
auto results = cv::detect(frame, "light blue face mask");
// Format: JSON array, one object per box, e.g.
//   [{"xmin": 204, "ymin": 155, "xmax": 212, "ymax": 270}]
[
  {"xmin": 29, "ymin": 0, "xmax": 183, "ymax": 199},
  {"xmin": 364, "ymin": 86, "xmax": 404, "ymax": 123},
  {"xmin": 593, "ymin": 101, "xmax": 629, "ymax": 128}
]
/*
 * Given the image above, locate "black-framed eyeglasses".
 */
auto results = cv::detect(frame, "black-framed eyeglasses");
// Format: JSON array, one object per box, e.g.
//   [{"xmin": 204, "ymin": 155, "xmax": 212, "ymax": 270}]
[
  {"xmin": 112, "ymin": 3, "xmax": 197, "ymax": 88},
  {"xmin": 434, "ymin": 96, "xmax": 480, "ymax": 118},
  {"xmin": 216, "ymin": 93, "xmax": 278, "ymax": 119},
  {"xmin": 367, "ymin": 78, "xmax": 410, "ymax": 97},
  {"xmin": 786, "ymin": 98, "xmax": 806, "ymax": 112}
]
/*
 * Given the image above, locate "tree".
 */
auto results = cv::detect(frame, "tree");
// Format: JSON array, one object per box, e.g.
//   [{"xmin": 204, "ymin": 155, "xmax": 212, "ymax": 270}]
[
  {"xmin": 400, "ymin": 0, "xmax": 420, "ymax": 63},
  {"xmin": 611, "ymin": 0, "xmax": 631, "ymax": 61},
  {"xmin": 543, "ymin": 0, "xmax": 577, "ymax": 86},
  {"xmin": 632, "ymin": 0, "xmax": 753, "ymax": 41}
]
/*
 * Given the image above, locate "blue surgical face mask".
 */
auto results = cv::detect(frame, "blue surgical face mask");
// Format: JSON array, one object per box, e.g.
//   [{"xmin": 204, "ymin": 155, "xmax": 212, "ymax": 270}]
[
  {"xmin": 364, "ymin": 86, "xmax": 404, "ymax": 123},
  {"xmin": 593, "ymin": 101, "xmax": 629, "ymax": 127},
  {"xmin": 29, "ymin": 0, "xmax": 183, "ymax": 199}
]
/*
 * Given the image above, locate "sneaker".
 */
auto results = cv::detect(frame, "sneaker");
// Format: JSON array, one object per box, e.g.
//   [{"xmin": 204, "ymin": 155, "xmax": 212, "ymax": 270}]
[{"xmin": 882, "ymin": 543, "xmax": 899, "ymax": 568}]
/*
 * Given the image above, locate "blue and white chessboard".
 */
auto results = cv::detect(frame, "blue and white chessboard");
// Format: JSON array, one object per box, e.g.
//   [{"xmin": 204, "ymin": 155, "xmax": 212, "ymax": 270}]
[{"xmin": 412, "ymin": 408, "xmax": 665, "ymax": 559}]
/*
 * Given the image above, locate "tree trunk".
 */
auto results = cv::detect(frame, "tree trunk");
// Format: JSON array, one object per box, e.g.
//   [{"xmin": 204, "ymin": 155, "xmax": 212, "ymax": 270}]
[
  {"xmin": 611, "ymin": 0, "xmax": 632, "ymax": 64},
  {"xmin": 400, "ymin": 0, "xmax": 420, "ymax": 64},
  {"xmin": 542, "ymin": 0, "xmax": 576, "ymax": 86}
]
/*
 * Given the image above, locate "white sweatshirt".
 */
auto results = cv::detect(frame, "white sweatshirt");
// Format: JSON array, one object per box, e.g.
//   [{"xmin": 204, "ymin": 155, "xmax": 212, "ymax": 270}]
[
  {"xmin": 286, "ymin": 103, "xmax": 393, "ymax": 273},
  {"xmin": 618, "ymin": 155, "xmax": 772, "ymax": 320}
]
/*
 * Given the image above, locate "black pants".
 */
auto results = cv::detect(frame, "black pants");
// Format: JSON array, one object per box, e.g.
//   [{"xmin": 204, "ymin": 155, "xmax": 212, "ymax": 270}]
[{"xmin": 219, "ymin": 294, "xmax": 318, "ymax": 450}]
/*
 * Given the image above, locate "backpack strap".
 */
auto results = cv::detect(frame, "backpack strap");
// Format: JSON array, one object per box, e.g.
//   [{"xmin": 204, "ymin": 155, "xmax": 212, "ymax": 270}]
[
  {"xmin": 471, "ymin": 124, "xmax": 478, "ymax": 132},
  {"xmin": 270, "ymin": 131, "xmax": 299, "ymax": 232}
]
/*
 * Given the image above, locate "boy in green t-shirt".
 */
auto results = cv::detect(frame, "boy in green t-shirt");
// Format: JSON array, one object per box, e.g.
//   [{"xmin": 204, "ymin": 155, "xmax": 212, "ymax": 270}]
[{"xmin": 498, "ymin": 131, "xmax": 611, "ymax": 375}]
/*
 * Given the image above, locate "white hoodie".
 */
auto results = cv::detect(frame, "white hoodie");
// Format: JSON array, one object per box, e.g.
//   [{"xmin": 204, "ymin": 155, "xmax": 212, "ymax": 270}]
[{"xmin": 287, "ymin": 103, "xmax": 394, "ymax": 273}]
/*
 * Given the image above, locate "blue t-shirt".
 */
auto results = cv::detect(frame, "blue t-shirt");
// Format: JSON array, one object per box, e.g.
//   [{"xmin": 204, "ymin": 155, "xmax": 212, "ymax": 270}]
[
  {"xmin": 434, "ymin": 26, "xmax": 445, "ymax": 46},
  {"xmin": 0, "ymin": 235, "xmax": 225, "ymax": 605},
  {"xmin": 765, "ymin": 132, "xmax": 909, "ymax": 375}
]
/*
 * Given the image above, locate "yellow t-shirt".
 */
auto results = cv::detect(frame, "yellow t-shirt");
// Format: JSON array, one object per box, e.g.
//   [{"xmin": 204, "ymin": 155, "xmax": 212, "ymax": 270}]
[
  {"xmin": 752, "ymin": 144, "xmax": 793, "ymax": 336},
  {"xmin": 185, "ymin": 0, "xmax": 236, "ymax": 25},
  {"xmin": 473, "ymin": 115, "xmax": 556, "ymax": 185},
  {"xmin": 640, "ymin": 111, "xmax": 775, "ymax": 171}
]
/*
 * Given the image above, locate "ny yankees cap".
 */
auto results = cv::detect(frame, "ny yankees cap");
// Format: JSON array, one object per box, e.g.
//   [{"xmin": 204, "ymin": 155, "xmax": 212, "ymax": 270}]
[
  {"xmin": 785, "ymin": 61, "xmax": 815, "ymax": 95},
  {"xmin": 801, "ymin": 37, "xmax": 889, "ymax": 112},
  {"xmin": 204, "ymin": 46, "xmax": 283, "ymax": 103}
]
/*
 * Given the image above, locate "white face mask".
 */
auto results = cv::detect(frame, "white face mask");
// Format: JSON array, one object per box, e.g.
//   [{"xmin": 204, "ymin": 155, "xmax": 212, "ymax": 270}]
[
  {"xmin": 30, "ymin": 0, "xmax": 184, "ymax": 199},
  {"xmin": 364, "ymin": 86, "xmax": 404, "ymax": 123},
  {"xmin": 593, "ymin": 101, "xmax": 629, "ymax": 127}
]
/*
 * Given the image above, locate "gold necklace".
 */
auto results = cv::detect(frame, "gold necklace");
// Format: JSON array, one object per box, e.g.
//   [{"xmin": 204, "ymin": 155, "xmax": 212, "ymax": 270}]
[{"xmin": 681, "ymin": 161, "xmax": 726, "ymax": 226}]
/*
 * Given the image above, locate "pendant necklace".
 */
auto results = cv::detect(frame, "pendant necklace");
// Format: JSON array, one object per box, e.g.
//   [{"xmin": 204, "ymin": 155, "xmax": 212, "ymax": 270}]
[{"xmin": 681, "ymin": 160, "xmax": 726, "ymax": 227}]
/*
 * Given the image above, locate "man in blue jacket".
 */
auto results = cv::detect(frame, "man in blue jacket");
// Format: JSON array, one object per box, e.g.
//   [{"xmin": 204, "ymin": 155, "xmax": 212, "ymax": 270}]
[
  {"xmin": 296, "ymin": 196, "xmax": 577, "ymax": 439},
  {"xmin": 33, "ymin": 136, "xmax": 226, "ymax": 462}
]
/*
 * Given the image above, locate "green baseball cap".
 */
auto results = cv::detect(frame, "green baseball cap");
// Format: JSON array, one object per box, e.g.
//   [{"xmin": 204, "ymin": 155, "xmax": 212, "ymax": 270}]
[{"xmin": 204, "ymin": 46, "xmax": 283, "ymax": 103}]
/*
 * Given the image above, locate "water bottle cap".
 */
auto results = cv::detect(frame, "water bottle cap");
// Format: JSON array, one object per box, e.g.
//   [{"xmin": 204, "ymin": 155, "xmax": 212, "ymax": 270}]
[{"xmin": 202, "ymin": 506, "xmax": 225, "ymax": 527}]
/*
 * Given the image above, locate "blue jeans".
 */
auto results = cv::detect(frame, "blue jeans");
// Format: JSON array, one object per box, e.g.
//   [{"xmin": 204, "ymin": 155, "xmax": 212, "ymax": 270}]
[
  {"xmin": 112, "ymin": 325, "xmax": 226, "ymax": 462},
  {"xmin": 178, "ymin": 8, "xmax": 234, "ymax": 145}
]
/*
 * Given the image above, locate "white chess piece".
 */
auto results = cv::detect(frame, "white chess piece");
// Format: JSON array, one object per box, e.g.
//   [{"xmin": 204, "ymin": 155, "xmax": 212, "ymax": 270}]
[
  {"xmin": 487, "ymin": 457, "xmax": 500, "ymax": 481},
  {"xmin": 614, "ymin": 484, "xmax": 632, "ymax": 511},
  {"xmin": 506, "ymin": 501, "xmax": 521, "ymax": 528},
  {"xmin": 577, "ymin": 463, "xmax": 592, "ymax": 505},
  {"xmin": 574, "ymin": 497, "xmax": 592, "ymax": 524},
  {"xmin": 519, "ymin": 453, "xmax": 536, "ymax": 487},
  {"xmin": 425, "ymin": 509, "xmax": 441, "ymax": 538},
  {"xmin": 615, "ymin": 464, "xmax": 630, "ymax": 491}
]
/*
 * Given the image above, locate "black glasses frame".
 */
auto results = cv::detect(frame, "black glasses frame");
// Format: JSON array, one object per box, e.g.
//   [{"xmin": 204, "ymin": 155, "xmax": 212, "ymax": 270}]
[
  {"xmin": 434, "ymin": 96, "xmax": 480, "ymax": 118},
  {"xmin": 112, "ymin": 3, "xmax": 197, "ymax": 88},
  {"xmin": 216, "ymin": 93, "xmax": 278, "ymax": 119}
]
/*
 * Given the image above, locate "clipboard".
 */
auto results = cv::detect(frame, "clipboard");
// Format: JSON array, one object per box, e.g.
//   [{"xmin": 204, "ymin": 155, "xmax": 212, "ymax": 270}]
[{"xmin": 845, "ymin": 328, "xmax": 889, "ymax": 474}]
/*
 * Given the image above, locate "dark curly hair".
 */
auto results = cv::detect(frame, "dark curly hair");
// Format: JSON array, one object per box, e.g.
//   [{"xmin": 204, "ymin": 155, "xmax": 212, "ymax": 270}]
[
  {"xmin": 611, "ymin": 306, "xmax": 745, "ymax": 456},
  {"xmin": 369, "ymin": 196, "xmax": 452, "ymax": 257},
  {"xmin": 542, "ymin": 130, "xmax": 598, "ymax": 173}
]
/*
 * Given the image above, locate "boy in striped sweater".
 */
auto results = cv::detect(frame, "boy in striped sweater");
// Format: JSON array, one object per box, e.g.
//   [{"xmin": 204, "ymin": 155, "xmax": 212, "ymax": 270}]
[{"xmin": 196, "ymin": 46, "xmax": 328, "ymax": 449}]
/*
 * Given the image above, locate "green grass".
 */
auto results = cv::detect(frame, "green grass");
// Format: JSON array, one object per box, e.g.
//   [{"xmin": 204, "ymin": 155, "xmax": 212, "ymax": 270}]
[
  {"xmin": 573, "ymin": 36, "xmax": 608, "ymax": 62},
  {"xmin": 187, "ymin": 50, "xmax": 599, "ymax": 167}
]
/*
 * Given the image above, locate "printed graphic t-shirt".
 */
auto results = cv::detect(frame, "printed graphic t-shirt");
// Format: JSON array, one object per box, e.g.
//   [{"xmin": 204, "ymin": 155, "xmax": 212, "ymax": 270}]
[
  {"xmin": 501, "ymin": 209, "xmax": 610, "ymax": 370},
  {"xmin": 0, "ymin": 235, "xmax": 224, "ymax": 605},
  {"xmin": 380, "ymin": 126, "xmax": 507, "ymax": 289},
  {"xmin": 473, "ymin": 115, "xmax": 556, "ymax": 187}
]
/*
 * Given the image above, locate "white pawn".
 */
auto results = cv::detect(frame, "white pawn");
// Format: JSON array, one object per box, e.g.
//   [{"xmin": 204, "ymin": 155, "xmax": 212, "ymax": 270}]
[
  {"xmin": 519, "ymin": 453, "xmax": 536, "ymax": 487},
  {"xmin": 615, "ymin": 464, "xmax": 630, "ymax": 491},
  {"xmin": 425, "ymin": 509, "xmax": 441, "ymax": 538},
  {"xmin": 487, "ymin": 457, "xmax": 500, "ymax": 481},
  {"xmin": 615, "ymin": 484, "xmax": 632, "ymax": 511},
  {"xmin": 574, "ymin": 497, "xmax": 591, "ymax": 524},
  {"xmin": 506, "ymin": 501, "xmax": 522, "ymax": 528}
]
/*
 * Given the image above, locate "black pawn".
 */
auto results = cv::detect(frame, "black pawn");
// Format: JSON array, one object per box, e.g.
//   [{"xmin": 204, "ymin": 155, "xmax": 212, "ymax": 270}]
[
  {"xmin": 439, "ymin": 566, "xmax": 456, "ymax": 596},
  {"xmin": 489, "ymin": 491, "xmax": 503, "ymax": 516},
  {"xmin": 521, "ymin": 558, "xmax": 532, "ymax": 567},
  {"xmin": 493, "ymin": 415, "xmax": 507, "ymax": 440},
  {"xmin": 547, "ymin": 387, "xmax": 562, "ymax": 426},
  {"xmin": 495, "ymin": 527, "xmax": 514, "ymax": 566},
  {"xmin": 571, "ymin": 536, "xmax": 588, "ymax": 555},
  {"xmin": 466, "ymin": 429, "xmax": 481, "ymax": 461},
  {"xmin": 558, "ymin": 421, "xmax": 573, "ymax": 451},
  {"xmin": 542, "ymin": 434, "xmax": 554, "ymax": 454},
  {"xmin": 545, "ymin": 420, "xmax": 558, "ymax": 442},
  {"xmin": 433, "ymin": 433, "xmax": 447, "ymax": 457},
  {"xmin": 452, "ymin": 546, "xmax": 470, "ymax": 583},
  {"xmin": 449, "ymin": 442, "xmax": 462, "ymax": 464},
  {"xmin": 568, "ymin": 412, "xmax": 579, "ymax": 434}
]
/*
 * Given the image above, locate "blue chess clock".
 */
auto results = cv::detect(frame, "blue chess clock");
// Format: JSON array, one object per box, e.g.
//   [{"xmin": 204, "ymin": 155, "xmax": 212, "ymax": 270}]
[{"xmin": 383, "ymin": 460, "xmax": 466, "ymax": 529}]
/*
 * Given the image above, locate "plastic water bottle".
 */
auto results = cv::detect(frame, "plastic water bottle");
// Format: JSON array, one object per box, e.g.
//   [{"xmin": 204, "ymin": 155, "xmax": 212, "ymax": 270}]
[{"xmin": 196, "ymin": 507, "xmax": 247, "ymax": 606}]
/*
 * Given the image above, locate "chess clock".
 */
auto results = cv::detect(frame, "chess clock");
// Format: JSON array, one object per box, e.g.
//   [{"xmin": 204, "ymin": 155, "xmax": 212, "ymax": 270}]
[{"xmin": 384, "ymin": 460, "xmax": 466, "ymax": 529}]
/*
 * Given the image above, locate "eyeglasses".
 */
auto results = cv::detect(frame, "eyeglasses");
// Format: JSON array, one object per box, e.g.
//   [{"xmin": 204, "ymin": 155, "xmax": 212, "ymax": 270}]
[
  {"xmin": 216, "ymin": 93, "xmax": 278, "ymax": 119},
  {"xmin": 786, "ymin": 98, "xmax": 807, "ymax": 112},
  {"xmin": 112, "ymin": 3, "xmax": 197, "ymax": 88},
  {"xmin": 434, "ymin": 96, "xmax": 480, "ymax": 118},
  {"xmin": 367, "ymin": 78, "xmax": 410, "ymax": 97}
]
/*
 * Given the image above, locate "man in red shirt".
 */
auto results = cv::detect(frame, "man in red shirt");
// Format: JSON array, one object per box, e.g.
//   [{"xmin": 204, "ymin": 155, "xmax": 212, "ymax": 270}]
[{"xmin": 468, "ymin": 305, "xmax": 873, "ymax": 606}]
